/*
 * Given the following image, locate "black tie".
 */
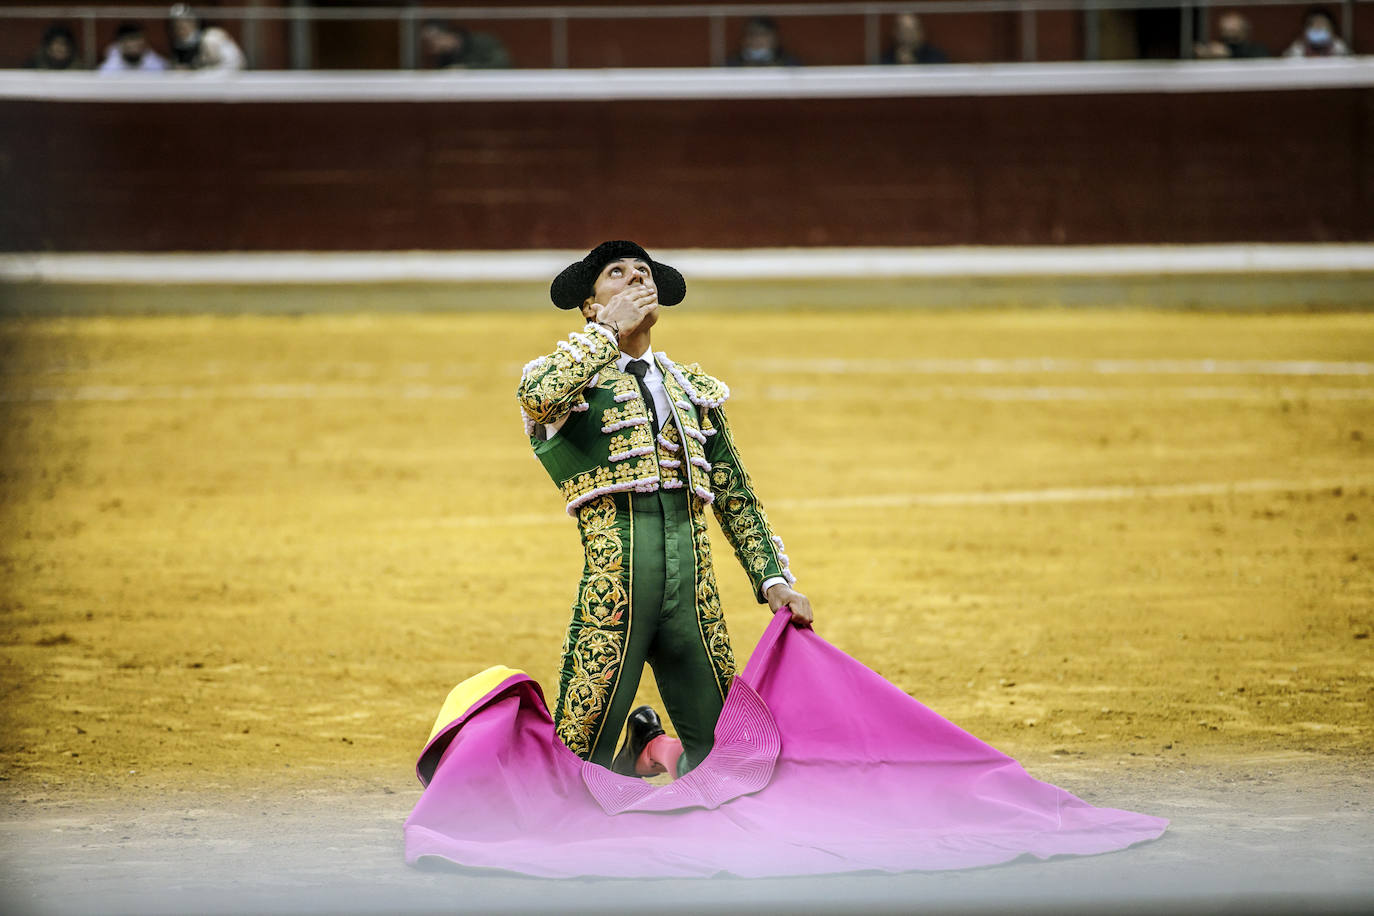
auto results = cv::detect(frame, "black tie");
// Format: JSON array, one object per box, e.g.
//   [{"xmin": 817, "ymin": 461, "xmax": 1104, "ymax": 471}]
[{"xmin": 625, "ymin": 359, "xmax": 659, "ymax": 432}]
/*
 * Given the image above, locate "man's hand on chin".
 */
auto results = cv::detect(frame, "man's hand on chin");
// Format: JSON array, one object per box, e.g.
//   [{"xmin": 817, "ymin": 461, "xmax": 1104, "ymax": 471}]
[{"xmin": 765, "ymin": 583, "xmax": 814, "ymax": 628}]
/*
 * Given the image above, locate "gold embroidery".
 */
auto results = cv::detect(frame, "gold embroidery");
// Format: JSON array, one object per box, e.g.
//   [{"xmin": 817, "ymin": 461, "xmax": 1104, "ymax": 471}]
[
  {"xmin": 561, "ymin": 466, "xmax": 616, "ymax": 504},
  {"xmin": 608, "ymin": 423, "xmax": 654, "ymax": 457},
  {"xmin": 656, "ymin": 422, "xmax": 683, "ymax": 487},
  {"xmin": 597, "ymin": 371, "xmax": 639, "ymax": 397},
  {"xmin": 708, "ymin": 415, "xmax": 783, "ymax": 589},
  {"xmin": 517, "ymin": 326, "xmax": 618, "ymax": 426},
  {"xmin": 555, "ymin": 495, "xmax": 631, "ymax": 758},
  {"xmin": 661, "ymin": 368, "xmax": 713, "ymax": 495},
  {"xmin": 689, "ymin": 499, "xmax": 735, "ymax": 696},
  {"xmin": 614, "ymin": 460, "xmax": 646, "ymax": 482},
  {"xmin": 675, "ymin": 410, "xmax": 702, "ymax": 437},
  {"xmin": 681, "ymin": 432, "xmax": 709, "ymax": 494},
  {"xmin": 555, "ymin": 628, "xmax": 625, "ymax": 757},
  {"xmin": 598, "ymin": 404, "xmax": 646, "ymax": 430},
  {"xmin": 659, "ymin": 420, "xmax": 681, "ymax": 449},
  {"xmin": 660, "ymin": 368, "xmax": 699, "ymax": 429},
  {"xmin": 675, "ymin": 361, "xmax": 730, "ymax": 407},
  {"xmin": 558, "ymin": 455, "xmax": 661, "ymax": 510}
]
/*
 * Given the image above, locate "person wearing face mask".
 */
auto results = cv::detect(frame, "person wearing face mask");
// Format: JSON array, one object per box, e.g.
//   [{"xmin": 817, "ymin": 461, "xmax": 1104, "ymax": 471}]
[
  {"xmin": 727, "ymin": 16, "xmax": 802, "ymax": 67},
  {"xmin": 1283, "ymin": 6, "xmax": 1352, "ymax": 57},
  {"xmin": 517, "ymin": 241, "xmax": 813, "ymax": 782},
  {"xmin": 99, "ymin": 22, "xmax": 168, "ymax": 73},
  {"xmin": 1194, "ymin": 11, "xmax": 1271, "ymax": 59}
]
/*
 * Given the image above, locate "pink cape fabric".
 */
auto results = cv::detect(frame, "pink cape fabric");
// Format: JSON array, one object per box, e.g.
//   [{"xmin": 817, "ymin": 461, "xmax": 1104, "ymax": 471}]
[{"xmin": 405, "ymin": 611, "xmax": 1167, "ymax": 877}]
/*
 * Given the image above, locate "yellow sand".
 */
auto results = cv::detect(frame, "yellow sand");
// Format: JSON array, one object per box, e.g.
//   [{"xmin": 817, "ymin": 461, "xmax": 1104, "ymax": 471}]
[{"xmin": 1, "ymin": 309, "xmax": 1371, "ymax": 801}]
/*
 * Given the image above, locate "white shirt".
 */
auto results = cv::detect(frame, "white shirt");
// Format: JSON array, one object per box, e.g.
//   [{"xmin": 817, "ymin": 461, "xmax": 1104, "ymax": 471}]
[
  {"xmin": 617, "ymin": 346, "xmax": 672, "ymax": 426},
  {"xmin": 99, "ymin": 47, "xmax": 168, "ymax": 72}
]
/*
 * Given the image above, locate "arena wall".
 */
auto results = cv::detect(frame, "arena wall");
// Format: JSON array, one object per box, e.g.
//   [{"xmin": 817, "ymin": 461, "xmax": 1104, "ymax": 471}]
[{"xmin": 2, "ymin": 67, "xmax": 1372, "ymax": 252}]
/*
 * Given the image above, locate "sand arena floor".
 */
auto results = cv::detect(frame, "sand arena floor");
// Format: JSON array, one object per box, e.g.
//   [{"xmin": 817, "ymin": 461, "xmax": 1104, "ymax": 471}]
[{"xmin": 0, "ymin": 307, "xmax": 1371, "ymax": 910}]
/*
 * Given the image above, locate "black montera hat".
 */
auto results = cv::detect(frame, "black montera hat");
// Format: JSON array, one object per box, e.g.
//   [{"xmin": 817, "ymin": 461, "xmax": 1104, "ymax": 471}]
[{"xmin": 549, "ymin": 240, "xmax": 686, "ymax": 311}]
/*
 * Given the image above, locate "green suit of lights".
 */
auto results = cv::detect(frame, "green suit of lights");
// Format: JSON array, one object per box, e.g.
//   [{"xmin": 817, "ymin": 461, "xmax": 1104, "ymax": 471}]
[{"xmin": 517, "ymin": 322, "xmax": 795, "ymax": 770}]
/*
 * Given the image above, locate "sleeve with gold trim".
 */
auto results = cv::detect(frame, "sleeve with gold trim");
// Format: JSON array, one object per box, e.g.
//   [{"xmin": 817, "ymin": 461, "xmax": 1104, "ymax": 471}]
[
  {"xmin": 516, "ymin": 324, "xmax": 620, "ymax": 427},
  {"xmin": 690, "ymin": 368, "xmax": 796, "ymax": 603}
]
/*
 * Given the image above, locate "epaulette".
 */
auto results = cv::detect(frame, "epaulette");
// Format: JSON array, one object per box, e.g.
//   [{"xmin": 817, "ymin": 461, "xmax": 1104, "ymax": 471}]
[{"xmin": 660, "ymin": 355, "xmax": 730, "ymax": 410}]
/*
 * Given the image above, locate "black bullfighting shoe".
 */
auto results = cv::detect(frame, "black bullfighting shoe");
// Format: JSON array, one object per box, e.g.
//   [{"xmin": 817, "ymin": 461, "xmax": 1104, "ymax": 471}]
[{"xmin": 612, "ymin": 705, "xmax": 666, "ymax": 777}]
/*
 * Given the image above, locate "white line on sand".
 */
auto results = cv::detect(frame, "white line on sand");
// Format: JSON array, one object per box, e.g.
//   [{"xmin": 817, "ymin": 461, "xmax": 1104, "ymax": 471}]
[
  {"xmin": 745, "ymin": 357, "xmax": 1374, "ymax": 376},
  {"xmin": 406, "ymin": 477, "xmax": 1366, "ymax": 528},
  {"xmin": 7, "ymin": 382, "xmax": 1369, "ymax": 404},
  {"xmin": 772, "ymin": 477, "xmax": 1364, "ymax": 513},
  {"xmin": 0, "ymin": 383, "xmax": 469, "ymax": 402},
  {"xmin": 762, "ymin": 385, "xmax": 1374, "ymax": 402},
  {"xmin": 14, "ymin": 357, "xmax": 1372, "ymax": 379}
]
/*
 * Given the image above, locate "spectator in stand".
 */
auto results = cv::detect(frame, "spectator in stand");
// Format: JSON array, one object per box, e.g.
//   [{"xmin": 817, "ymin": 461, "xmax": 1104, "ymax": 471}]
[
  {"xmin": 881, "ymin": 13, "xmax": 949, "ymax": 64},
  {"xmin": 1283, "ymin": 6, "xmax": 1352, "ymax": 56},
  {"xmin": 419, "ymin": 20, "xmax": 512, "ymax": 69},
  {"xmin": 24, "ymin": 24, "xmax": 81, "ymax": 69},
  {"xmin": 727, "ymin": 17, "xmax": 801, "ymax": 67},
  {"xmin": 1194, "ymin": 11, "xmax": 1271, "ymax": 58},
  {"xmin": 168, "ymin": 4, "xmax": 244, "ymax": 71},
  {"xmin": 99, "ymin": 22, "xmax": 167, "ymax": 73}
]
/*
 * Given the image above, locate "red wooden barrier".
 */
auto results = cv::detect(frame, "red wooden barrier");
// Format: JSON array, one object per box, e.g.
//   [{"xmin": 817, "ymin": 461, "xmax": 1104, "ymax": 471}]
[{"xmin": 2, "ymin": 89, "xmax": 1370, "ymax": 251}]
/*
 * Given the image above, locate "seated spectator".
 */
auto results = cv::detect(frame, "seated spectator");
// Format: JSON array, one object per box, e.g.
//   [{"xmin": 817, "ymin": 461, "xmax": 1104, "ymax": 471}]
[
  {"xmin": 882, "ymin": 13, "xmax": 949, "ymax": 64},
  {"xmin": 419, "ymin": 20, "xmax": 511, "ymax": 69},
  {"xmin": 1195, "ymin": 11, "xmax": 1271, "ymax": 58},
  {"xmin": 99, "ymin": 22, "xmax": 167, "ymax": 73},
  {"xmin": 25, "ymin": 24, "xmax": 80, "ymax": 70},
  {"xmin": 168, "ymin": 4, "xmax": 244, "ymax": 71},
  {"xmin": 1283, "ymin": 6, "xmax": 1352, "ymax": 56},
  {"xmin": 727, "ymin": 17, "xmax": 801, "ymax": 67}
]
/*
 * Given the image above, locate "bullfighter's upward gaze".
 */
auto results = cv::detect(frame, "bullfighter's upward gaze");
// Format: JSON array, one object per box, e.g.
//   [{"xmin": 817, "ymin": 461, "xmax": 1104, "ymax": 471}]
[{"xmin": 516, "ymin": 240, "xmax": 814, "ymax": 779}]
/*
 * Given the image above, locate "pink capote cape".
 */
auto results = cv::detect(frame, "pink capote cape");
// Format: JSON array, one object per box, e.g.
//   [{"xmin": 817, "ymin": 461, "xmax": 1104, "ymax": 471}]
[{"xmin": 405, "ymin": 611, "xmax": 1167, "ymax": 877}]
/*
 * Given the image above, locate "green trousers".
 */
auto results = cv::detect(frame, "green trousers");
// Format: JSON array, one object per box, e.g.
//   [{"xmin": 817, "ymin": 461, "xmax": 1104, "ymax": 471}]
[{"xmin": 553, "ymin": 489, "xmax": 730, "ymax": 773}]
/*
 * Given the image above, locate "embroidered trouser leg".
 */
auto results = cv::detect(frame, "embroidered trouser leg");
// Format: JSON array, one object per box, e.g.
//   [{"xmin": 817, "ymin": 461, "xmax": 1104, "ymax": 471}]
[{"xmin": 553, "ymin": 489, "xmax": 734, "ymax": 772}]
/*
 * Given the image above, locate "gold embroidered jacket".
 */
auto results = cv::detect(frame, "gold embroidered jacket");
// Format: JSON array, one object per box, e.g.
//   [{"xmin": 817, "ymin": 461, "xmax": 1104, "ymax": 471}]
[{"xmin": 516, "ymin": 322, "xmax": 795, "ymax": 600}]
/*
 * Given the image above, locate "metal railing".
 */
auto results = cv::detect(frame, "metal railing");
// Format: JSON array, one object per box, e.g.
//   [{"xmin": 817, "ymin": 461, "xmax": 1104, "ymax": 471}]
[{"xmin": 3, "ymin": 0, "xmax": 1366, "ymax": 70}]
